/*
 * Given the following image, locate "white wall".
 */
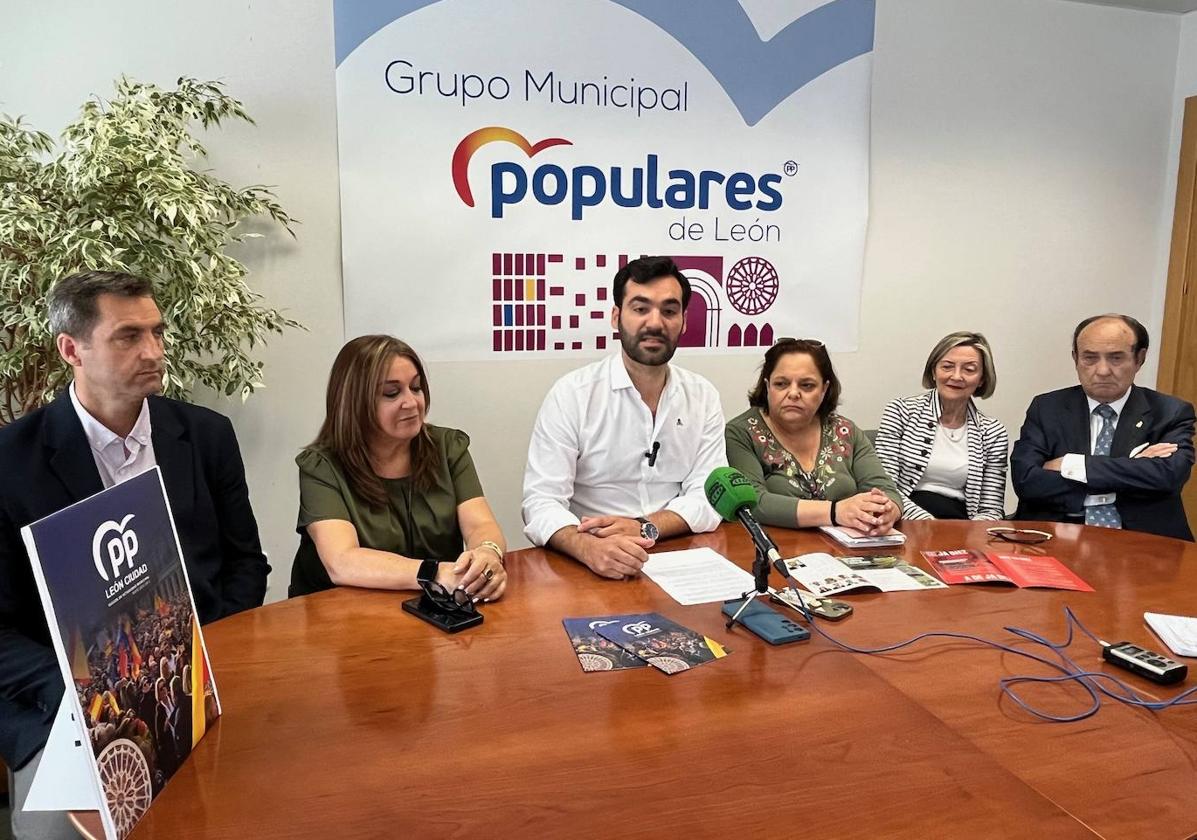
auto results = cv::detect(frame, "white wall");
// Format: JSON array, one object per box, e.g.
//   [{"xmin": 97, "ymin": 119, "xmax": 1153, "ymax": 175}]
[
  {"xmin": 1175, "ymin": 12, "xmax": 1197, "ymax": 102},
  {"xmin": 1158, "ymin": 8, "xmax": 1197, "ymax": 335},
  {"xmin": 0, "ymin": 0, "xmax": 1183, "ymax": 602}
]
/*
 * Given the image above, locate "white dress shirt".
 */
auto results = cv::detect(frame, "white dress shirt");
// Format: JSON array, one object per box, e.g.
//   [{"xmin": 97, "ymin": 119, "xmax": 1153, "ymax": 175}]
[
  {"xmin": 1060, "ymin": 388, "xmax": 1132, "ymax": 508},
  {"xmin": 69, "ymin": 382, "xmax": 157, "ymax": 489},
  {"xmin": 522, "ymin": 353, "xmax": 726, "ymax": 545}
]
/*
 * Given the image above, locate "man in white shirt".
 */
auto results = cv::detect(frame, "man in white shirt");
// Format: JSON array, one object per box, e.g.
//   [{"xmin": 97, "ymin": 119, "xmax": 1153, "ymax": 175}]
[
  {"xmin": 1011, "ymin": 314, "xmax": 1195, "ymax": 540},
  {"xmin": 522, "ymin": 256, "xmax": 726, "ymax": 578}
]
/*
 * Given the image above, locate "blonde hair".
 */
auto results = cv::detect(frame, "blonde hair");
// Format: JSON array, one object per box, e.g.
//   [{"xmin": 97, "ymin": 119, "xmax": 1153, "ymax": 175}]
[{"xmin": 921, "ymin": 332, "xmax": 997, "ymax": 399}]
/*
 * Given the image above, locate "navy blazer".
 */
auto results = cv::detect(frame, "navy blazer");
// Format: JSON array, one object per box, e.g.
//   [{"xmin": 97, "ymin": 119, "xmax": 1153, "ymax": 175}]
[
  {"xmin": 1011, "ymin": 385, "xmax": 1195, "ymax": 541},
  {"xmin": 0, "ymin": 392, "xmax": 269, "ymax": 769}
]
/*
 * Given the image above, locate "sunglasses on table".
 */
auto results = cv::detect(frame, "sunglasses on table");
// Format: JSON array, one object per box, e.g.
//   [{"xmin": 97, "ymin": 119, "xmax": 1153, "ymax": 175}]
[
  {"xmin": 418, "ymin": 579, "xmax": 478, "ymax": 616},
  {"xmin": 986, "ymin": 527, "xmax": 1053, "ymax": 546}
]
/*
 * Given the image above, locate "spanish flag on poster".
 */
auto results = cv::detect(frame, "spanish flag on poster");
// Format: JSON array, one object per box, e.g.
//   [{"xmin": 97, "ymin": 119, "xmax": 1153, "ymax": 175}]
[
  {"xmin": 192, "ymin": 617, "xmax": 206, "ymax": 747},
  {"xmin": 87, "ymin": 692, "xmax": 104, "ymax": 722}
]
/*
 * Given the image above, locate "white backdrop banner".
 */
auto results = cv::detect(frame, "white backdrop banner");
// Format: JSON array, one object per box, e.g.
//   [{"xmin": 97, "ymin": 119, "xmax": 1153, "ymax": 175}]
[{"xmin": 334, "ymin": 0, "xmax": 874, "ymax": 359}]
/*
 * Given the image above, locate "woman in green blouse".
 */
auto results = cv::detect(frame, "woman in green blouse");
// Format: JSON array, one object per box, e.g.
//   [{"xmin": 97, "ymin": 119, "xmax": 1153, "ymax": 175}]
[
  {"xmin": 289, "ymin": 335, "xmax": 507, "ymax": 600},
  {"xmin": 726, "ymin": 339, "xmax": 901, "ymax": 534}
]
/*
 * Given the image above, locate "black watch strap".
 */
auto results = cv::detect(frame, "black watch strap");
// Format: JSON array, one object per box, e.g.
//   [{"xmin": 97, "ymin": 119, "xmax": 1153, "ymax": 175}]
[{"xmin": 416, "ymin": 559, "xmax": 439, "ymax": 586}]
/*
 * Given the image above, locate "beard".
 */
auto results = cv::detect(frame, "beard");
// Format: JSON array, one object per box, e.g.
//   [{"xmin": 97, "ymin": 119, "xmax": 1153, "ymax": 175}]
[{"xmin": 618, "ymin": 325, "xmax": 678, "ymax": 367}]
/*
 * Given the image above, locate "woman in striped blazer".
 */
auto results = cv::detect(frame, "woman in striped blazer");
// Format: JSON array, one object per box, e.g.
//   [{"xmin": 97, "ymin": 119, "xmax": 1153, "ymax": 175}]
[{"xmin": 875, "ymin": 332, "xmax": 1009, "ymax": 520}]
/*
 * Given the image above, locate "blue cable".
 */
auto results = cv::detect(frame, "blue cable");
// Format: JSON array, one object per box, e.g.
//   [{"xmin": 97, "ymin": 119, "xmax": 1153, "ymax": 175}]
[{"xmin": 778, "ymin": 589, "xmax": 1196, "ymax": 722}]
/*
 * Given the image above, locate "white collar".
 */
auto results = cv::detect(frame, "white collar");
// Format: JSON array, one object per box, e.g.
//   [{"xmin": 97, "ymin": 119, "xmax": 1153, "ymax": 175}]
[
  {"xmin": 69, "ymin": 382, "xmax": 152, "ymax": 451},
  {"xmin": 1085, "ymin": 386, "xmax": 1133, "ymax": 417},
  {"xmin": 607, "ymin": 352, "xmax": 672, "ymax": 395},
  {"xmin": 928, "ymin": 389, "xmax": 979, "ymax": 425}
]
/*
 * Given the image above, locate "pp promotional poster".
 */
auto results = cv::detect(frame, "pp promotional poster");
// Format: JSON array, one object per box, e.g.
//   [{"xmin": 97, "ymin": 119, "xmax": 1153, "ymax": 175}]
[
  {"xmin": 334, "ymin": 0, "xmax": 875, "ymax": 358},
  {"xmin": 22, "ymin": 468, "xmax": 220, "ymax": 840}
]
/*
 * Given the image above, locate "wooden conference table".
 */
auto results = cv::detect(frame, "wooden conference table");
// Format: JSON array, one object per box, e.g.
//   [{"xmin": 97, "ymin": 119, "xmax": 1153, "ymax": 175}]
[{"xmin": 78, "ymin": 520, "xmax": 1197, "ymax": 839}]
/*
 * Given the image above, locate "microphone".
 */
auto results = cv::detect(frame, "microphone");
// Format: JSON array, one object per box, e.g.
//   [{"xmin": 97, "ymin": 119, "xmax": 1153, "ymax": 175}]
[
  {"xmin": 703, "ymin": 467, "xmax": 782, "ymax": 568},
  {"xmin": 644, "ymin": 441, "xmax": 660, "ymax": 467}
]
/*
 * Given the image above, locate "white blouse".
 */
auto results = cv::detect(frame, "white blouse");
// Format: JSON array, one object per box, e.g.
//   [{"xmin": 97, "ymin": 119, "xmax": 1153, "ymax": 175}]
[{"xmin": 914, "ymin": 424, "xmax": 968, "ymax": 500}]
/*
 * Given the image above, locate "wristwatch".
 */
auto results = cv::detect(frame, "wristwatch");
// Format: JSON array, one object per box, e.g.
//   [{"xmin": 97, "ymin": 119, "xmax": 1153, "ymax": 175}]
[
  {"xmin": 636, "ymin": 517, "xmax": 660, "ymax": 541},
  {"xmin": 416, "ymin": 559, "xmax": 439, "ymax": 587}
]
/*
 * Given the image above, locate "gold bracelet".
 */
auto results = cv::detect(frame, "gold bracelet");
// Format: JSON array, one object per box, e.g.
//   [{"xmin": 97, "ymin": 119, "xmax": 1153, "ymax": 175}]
[{"xmin": 478, "ymin": 540, "xmax": 505, "ymax": 564}]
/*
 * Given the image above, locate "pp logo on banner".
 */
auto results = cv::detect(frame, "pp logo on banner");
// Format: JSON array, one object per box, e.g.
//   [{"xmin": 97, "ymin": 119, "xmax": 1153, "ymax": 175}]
[{"xmin": 92, "ymin": 514, "xmax": 138, "ymax": 582}]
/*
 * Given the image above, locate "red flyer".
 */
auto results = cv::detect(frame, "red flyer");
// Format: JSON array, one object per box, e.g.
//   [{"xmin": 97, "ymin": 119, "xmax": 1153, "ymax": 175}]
[
  {"xmin": 985, "ymin": 552, "xmax": 1094, "ymax": 592},
  {"xmin": 921, "ymin": 550, "xmax": 1012, "ymax": 585},
  {"xmin": 921, "ymin": 550, "xmax": 1093, "ymax": 592}
]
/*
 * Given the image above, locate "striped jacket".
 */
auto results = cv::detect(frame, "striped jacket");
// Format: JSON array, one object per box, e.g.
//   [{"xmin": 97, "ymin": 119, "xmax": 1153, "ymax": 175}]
[{"xmin": 875, "ymin": 391, "xmax": 1009, "ymax": 520}]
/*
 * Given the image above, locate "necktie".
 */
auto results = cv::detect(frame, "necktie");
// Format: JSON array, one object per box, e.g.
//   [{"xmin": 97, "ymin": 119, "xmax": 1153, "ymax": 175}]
[{"xmin": 1085, "ymin": 404, "xmax": 1122, "ymax": 529}]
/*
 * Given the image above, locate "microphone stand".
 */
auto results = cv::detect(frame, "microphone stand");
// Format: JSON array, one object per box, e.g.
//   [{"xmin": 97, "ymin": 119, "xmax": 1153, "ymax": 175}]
[{"xmin": 724, "ymin": 544, "xmax": 772, "ymax": 630}]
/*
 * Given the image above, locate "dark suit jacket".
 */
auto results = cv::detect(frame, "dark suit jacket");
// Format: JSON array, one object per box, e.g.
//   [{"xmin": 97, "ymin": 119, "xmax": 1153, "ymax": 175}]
[
  {"xmin": 0, "ymin": 392, "xmax": 269, "ymax": 769},
  {"xmin": 1011, "ymin": 385, "xmax": 1195, "ymax": 541}
]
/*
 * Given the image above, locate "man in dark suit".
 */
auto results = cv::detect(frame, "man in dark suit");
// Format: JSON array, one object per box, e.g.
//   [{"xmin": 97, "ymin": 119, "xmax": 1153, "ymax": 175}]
[
  {"xmin": 0, "ymin": 271, "xmax": 268, "ymax": 838},
  {"xmin": 1011, "ymin": 314, "xmax": 1195, "ymax": 541}
]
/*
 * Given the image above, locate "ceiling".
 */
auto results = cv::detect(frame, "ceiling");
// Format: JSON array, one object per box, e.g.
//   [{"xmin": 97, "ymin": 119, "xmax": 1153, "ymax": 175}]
[{"xmin": 1064, "ymin": 0, "xmax": 1197, "ymax": 12}]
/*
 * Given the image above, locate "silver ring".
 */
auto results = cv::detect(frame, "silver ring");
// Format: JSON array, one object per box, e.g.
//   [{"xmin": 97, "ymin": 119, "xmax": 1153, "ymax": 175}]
[{"xmin": 483, "ymin": 568, "xmax": 495, "ymax": 582}]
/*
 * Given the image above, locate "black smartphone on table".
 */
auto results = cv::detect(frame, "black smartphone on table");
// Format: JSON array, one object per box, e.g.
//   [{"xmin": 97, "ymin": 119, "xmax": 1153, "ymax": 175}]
[{"xmin": 402, "ymin": 594, "xmax": 484, "ymax": 632}]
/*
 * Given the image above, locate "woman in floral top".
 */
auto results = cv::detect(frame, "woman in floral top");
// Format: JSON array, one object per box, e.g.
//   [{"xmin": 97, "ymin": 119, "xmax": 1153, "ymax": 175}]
[{"xmin": 725, "ymin": 339, "xmax": 901, "ymax": 532}]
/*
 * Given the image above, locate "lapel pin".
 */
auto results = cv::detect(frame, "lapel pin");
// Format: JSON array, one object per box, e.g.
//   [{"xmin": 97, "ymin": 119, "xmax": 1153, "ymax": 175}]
[{"xmin": 1136, "ymin": 420, "xmax": 1143, "ymax": 428}]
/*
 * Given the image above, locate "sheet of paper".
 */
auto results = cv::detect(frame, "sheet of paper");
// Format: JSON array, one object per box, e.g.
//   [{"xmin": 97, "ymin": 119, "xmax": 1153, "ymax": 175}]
[
  {"xmin": 641, "ymin": 547, "xmax": 756, "ymax": 605},
  {"xmin": 1144, "ymin": 612, "xmax": 1197, "ymax": 657}
]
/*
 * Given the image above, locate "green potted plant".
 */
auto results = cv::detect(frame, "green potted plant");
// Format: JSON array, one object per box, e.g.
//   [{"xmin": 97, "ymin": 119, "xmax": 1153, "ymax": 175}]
[{"xmin": 0, "ymin": 75, "xmax": 299, "ymax": 424}]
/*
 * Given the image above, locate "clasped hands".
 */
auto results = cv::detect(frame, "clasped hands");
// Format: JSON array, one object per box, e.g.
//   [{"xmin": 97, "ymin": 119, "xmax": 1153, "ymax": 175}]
[
  {"xmin": 835, "ymin": 488, "xmax": 900, "ymax": 535},
  {"xmin": 576, "ymin": 515, "xmax": 654, "ymax": 581},
  {"xmin": 1042, "ymin": 442, "xmax": 1178, "ymax": 472},
  {"xmin": 440, "ymin": 546, "xmax": 507, "ymax": 602}
]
